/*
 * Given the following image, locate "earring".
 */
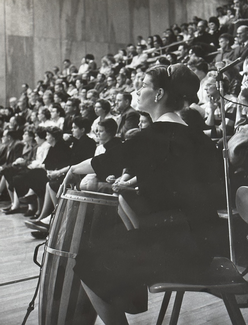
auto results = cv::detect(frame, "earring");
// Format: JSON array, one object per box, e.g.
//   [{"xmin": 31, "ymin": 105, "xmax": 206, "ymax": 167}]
[{"xmin": 155, "ymin": 95, "xmax": 158, "ymax": 103}]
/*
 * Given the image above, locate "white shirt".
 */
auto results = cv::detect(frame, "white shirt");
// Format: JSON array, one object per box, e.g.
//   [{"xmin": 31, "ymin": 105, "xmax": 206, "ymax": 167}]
[{"xmin": 28, "ymin": 141, "xmax": 51, "ymax": 169}]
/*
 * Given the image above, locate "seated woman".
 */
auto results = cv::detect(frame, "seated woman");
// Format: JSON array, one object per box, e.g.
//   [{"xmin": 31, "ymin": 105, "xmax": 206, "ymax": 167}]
[
  {"xmin": 111, "ymin": 112, "xmax": 153, "ymax": 190},
  {"xmin": 20, "ymin": 126, "xmax": 71, "ymax": 219},
  {"xmin": 89, "ymin": 99, "xmax": 116, "ymax": 142},
  {"xmin": 11, "ymin": 127, "xmax": 51, "ymax": 216},
  {"xmin": 79, "ymin": 118, "xmax": 122, "ymax": 192},
  {"xmin": 59, "ymin": 64, "xmax": 228, "ymax": 324},
  {"xmin": 38, "ymin": 108, "xmax": 55, "ymax": 128},
  {"xmin": 26, "ymin": 118, "xmax": 121, "ymax": 233},
  {"xmin": 25, "ymin": 118, "xmax": 96, "ymax": 231}
]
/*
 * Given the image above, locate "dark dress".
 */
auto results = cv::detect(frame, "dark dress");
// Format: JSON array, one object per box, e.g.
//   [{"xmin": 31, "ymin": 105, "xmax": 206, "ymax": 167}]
[
  {"xmin": 74, "ymin": 122, "xmax": 228, "ymax": 314},
  {"xmin": 49, "ymin": 134, "xmax": 96, "ymax": 192},
  {"xmin": 28, "ymin": 139, "xmax": 71, "ymax": 197}
]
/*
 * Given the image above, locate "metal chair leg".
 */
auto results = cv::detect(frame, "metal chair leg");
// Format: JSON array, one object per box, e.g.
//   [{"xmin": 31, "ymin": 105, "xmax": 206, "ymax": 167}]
[
  {"xmin": 156, "ymin": 291, "xmax": 172, "ymax": 325},
  {"xmin": 169, "ymin": 291, "xmax": 185, "ymax": 325},
  {"xmin": 222, "ymin": 293, "xmax": 247, "ymax": 325}
]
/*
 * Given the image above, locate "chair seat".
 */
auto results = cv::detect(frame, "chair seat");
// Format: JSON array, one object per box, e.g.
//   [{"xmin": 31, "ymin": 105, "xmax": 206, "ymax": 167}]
[
  {"xmin": 149, "ymin": 257, "xmax": 248, "ymax": 325},
  {"xmin": 149, "ymin": 257, "xmax": 248, "ymax": 295}
]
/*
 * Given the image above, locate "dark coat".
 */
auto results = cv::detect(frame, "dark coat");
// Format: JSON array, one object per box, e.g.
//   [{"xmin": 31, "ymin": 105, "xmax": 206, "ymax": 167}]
[
  {"xmin": 117, "ymin": 107, "xmax": 140, "ymax": 140},
  {"xmin": 43, "ymin": 139, "xmax": 71, "ymax": 171},
  {"xmin": 232, "ymin": 44, "xmax": 248, "ymax": 70},
  {"xmin": 48, "ymin": 135, "xmax": 96, "ymax": 193},
  {"xmin": 62, "ymin": 113, "xmax": 81, "ymax": 134},
  {"xmin": 70, "ymin": 135, "xmax": 96, "ymax": 166},
  {"xmin": 4, "ymin": 140, "xmax": 24, "ymax": 167}
]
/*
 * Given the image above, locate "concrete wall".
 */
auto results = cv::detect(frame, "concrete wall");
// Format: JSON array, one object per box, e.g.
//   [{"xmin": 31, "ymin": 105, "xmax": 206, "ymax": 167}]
[{"xmin": 0, "ymin": 0, "xmax": 226, "ymax": 106}]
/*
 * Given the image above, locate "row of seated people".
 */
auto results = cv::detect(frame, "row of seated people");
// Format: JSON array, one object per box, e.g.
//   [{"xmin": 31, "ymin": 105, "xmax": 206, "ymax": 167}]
[
  {"xmin": 2, "ymin": 60, "xmax": 248, "ymax": 230},
  {"xmin": 0, "ymin": 106, "xmax": 152, "ymax": 239}
]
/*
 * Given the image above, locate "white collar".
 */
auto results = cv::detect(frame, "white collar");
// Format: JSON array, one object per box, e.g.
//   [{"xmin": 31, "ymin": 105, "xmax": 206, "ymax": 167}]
[{"xmin": 156, "ymin": 112, "xmax": 187, "ymax": 126}]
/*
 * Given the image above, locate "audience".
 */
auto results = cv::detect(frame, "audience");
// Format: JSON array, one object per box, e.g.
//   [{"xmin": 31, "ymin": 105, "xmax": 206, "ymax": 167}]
[{"xmin": 2, "ymin": 0, "xmax": 248, "ymax": 242}]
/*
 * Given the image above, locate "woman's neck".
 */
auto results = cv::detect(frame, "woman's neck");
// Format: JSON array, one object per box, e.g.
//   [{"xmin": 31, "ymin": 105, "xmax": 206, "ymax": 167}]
[
  {"xmin": 156, "ymin": 111, "xmax": 187, "ymax": 126},
  {"xmin": 152, "ymin": 105, "xmax": 174, "ymax": 121}
]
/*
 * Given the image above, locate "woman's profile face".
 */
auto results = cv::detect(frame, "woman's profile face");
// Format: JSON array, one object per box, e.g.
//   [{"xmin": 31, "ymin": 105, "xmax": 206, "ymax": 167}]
[
  {"xmin": 46, "ymin": 132, "xmax": 56, "ymax": 146},
  {"xmin": 139, "ymin": 115, "xmax": 151, "ymax": 129},
  {"xmin": 136, "ymin": 74, "xmax": 157, "ymax": 113},
  {"xmin": 23, "ymin": 131, "xmax": 31, "ymax": 143},
  {"xmin": 51, "ymin": 108, "xmax": 59, "ymax": 119},
  {"xmin": 94, "ymin": 103, "xmax": 105, "ymax": 117},
  {"xmin": 72, "ymin": 123, "xmax": 83, "ymax": 139},
  {"xmin": 35, "ymin": 134, "xmax": 43, "ymax": 146}
]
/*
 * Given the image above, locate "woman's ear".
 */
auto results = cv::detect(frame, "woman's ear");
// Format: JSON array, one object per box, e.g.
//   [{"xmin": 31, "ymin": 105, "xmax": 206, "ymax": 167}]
[{"xmin": 156, "ymin": 88, "xmax": 164, "ymax": 101}]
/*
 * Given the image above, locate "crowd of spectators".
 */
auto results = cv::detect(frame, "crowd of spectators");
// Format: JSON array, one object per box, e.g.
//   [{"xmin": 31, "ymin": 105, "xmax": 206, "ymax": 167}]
[{"xmin": 1, "ymin": 0, "xmax": 248, "ymax": 238}]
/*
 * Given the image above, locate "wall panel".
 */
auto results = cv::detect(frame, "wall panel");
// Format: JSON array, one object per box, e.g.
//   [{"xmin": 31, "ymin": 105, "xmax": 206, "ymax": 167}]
[
  {"xmin": 33, "ymin": 37, "xmax": 61, "ymax": 83},
  {"xmin": 85, "ymin": 41, "xmax": 109, "ymax": 66},
  {"xmin": 0, "ymin": 34, "xmax": 6, "ymax": 106},
  {"xmin": 5, "ymin": 0, "xmax": 33, "ymax": 37},
  {"xmin": 61, "ymin": 40, "xmax": 87, "ymax": 68},
  {"xmin": 58, "ymin": 0, "xmax": 86, "ymax": 41},
  {"xmin": 84, "ymin": 0, "xmax": 109, "ymax": 43},
  {"xmin": 5, "ymin": 35, "xmax": 34, "ymax": 98},
  {"xmin": 132, "ymin": 0, "xmax": 150, "ymax": 43},
  {"xmin": 149, "ymin": 0, "xmax": 171, "ymax": 35},
  {"xmin": 34, "ymin": 0, "xmax": 60, "ymax": 38},
  {"xmin": 107, "ymin": 0, "xmax": 131, "ymax": 44},
  {"xmin": 0, "ymin": 1, "xmax": 6, "ymax": 105}
]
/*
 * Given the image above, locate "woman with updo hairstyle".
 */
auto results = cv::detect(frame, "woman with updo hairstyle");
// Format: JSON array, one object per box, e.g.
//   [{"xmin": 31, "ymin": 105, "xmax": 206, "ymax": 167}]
[
  {"xmin": 80, "ymin": 100, "xmax": 97, "ymax": 124},
  {"xmin": 38, "ymin": 107, "xmax": 55, "ymax": 128},
  {"xmin": 60, "ymin": 64, "xmax": 228, "ymax": 324},
  {"xmin": 147, "ymin": 35, "xmax": 154, "ymax": 49}
]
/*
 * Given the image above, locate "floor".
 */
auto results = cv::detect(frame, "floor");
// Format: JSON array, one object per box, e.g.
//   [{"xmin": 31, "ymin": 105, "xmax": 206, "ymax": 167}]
[{"xmin": 1, "ymin": 199, "xmax": 248, "ymax": 325}]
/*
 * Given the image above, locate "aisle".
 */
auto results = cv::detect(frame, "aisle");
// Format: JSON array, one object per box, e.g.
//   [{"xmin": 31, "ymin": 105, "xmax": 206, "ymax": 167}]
[{"xmin": 1, "ymin": 199, "xmax": 248, "ymax": 325}]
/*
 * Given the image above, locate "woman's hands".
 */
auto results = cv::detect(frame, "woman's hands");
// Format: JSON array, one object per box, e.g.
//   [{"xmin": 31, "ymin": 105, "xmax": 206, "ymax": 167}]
[
  {"xmin": 112, "ymin": 179, "xmax": 131, "ymax": 192},
  {"xmin": 57, "ymin": 167, "xmax": 80, "ymax": 197},
  {"xmin": 12, "ymin": 157, "xmax": 26, "ymax": 167},
  {"xmin": 47, "ymin": 170, "xmax": 59, "ymax": 180},
  {"xmin": 209, "ymin": 96, "xmax": 220, "ymax": 113}
]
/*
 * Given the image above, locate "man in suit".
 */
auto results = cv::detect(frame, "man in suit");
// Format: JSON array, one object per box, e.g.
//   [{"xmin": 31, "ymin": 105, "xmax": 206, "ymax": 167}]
[
  {"xmin": 63, "ymin": 98, "xmax": 81, "ymax": 139},
  {"xmin": 0, "ymin": 130, "xmax": 24, "ymax": 169},
  {"xmin": 0, "ymin": 129, "xmax": 24, "ymax": 201},
  {"xmin": 115, "ymin": 92, "xmax": 140, "ymax": 140},
  {"xmin": 232, "ymin": 25, "xmax": 248, "ymax": 62}
]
